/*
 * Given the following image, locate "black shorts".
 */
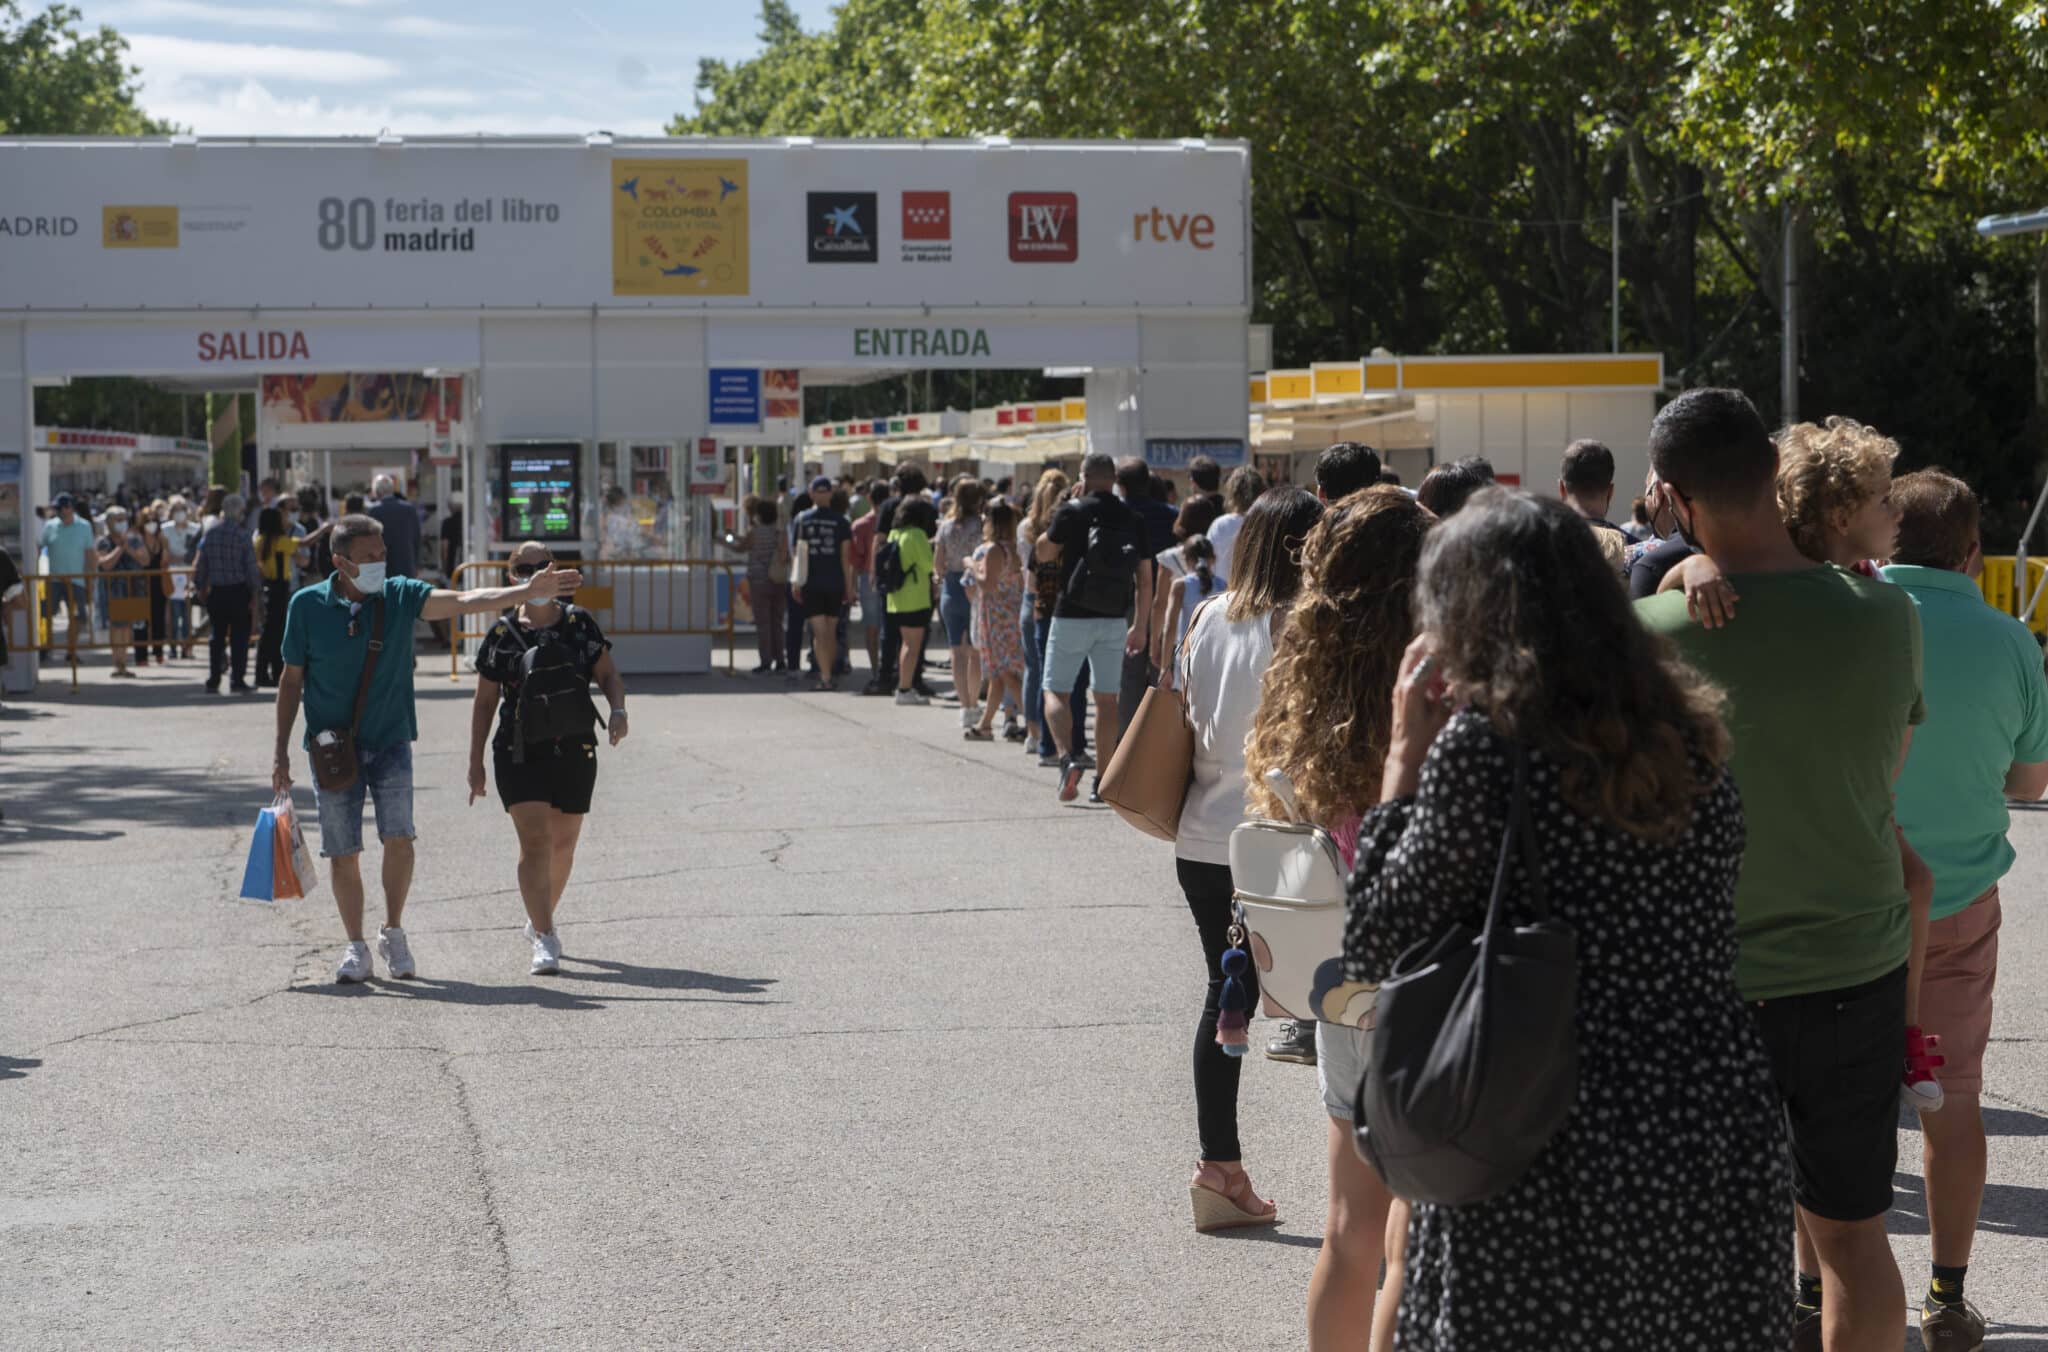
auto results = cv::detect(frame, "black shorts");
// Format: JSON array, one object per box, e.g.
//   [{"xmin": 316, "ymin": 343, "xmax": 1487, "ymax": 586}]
[
  {"xmin": 892, "ymin": 606, "xmax": 932, "ymax": 632},
  {"xmin": 493, "ymin": 737, "xmax": 599, "ymax": 815},
  {"xmin": 801, "ymin": 586, "xmax": 845, "ymax": 620},
  {"xmin": 1747, "ymin": 963, "xmax": 1906, "ymax": 1222}
]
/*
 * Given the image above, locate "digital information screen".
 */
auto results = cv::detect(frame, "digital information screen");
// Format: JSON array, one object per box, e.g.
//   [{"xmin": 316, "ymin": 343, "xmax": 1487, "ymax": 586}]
[{"xmin": 499, "ymin": 444, "xmax": 581, "ymax": 542}]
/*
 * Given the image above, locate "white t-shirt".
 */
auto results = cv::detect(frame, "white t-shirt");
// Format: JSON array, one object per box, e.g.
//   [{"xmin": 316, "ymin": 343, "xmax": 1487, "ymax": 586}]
[
  {"xmin": 1175, "ymin": 598, "xmax": 1277, "ymax": 866},
  {"xmin": 1207, "ymin": 512, "xmax": 1246, "ymax": 581}
]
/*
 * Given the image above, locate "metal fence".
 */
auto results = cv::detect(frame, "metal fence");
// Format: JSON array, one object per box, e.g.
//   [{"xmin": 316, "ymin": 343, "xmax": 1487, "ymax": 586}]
[{"xmin": 444, "ymin": 557, "xmax": 740, "ymax": 679}]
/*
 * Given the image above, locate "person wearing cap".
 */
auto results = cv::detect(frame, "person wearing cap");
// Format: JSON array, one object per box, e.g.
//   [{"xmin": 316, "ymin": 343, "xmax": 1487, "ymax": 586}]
[
  {"xmin": 792, "ymin": 475, "xmax": 854, "ymax": 691},
  {"xmin": 37, "ymin": 493, "xmax": 96, "ymax": 661}
]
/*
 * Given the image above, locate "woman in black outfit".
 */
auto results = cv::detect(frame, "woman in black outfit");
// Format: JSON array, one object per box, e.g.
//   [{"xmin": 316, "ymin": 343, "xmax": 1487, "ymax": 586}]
[
  {"xmin": 1341, "ymin": 491, "xmax": 1792, "ymax": 1350},
  {"xmin": 467, "ymin": 541, "xmax": 629, "ymax": 977}
]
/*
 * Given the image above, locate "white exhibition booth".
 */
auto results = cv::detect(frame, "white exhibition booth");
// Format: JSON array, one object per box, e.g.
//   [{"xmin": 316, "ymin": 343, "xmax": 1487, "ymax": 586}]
[{"xmin": 0, "ymin": 135, "xmax": 1253, "ymax": 690}]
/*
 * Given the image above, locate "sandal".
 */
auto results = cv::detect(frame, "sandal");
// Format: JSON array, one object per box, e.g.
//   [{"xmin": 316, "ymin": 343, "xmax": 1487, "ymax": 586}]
[
  {"xmin": 1189, "ymin": 1160, "xmax": 1279, "ymax": 1232},
  {"xmin": 963, "ymin": 727, "xmax": 993, "ymax": 741}
]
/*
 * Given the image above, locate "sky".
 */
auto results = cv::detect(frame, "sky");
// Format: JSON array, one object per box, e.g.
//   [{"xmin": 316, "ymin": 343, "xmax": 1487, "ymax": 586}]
[{"xmin": 73, "ymin": 0, "xmax": 840, "ymax": 137}]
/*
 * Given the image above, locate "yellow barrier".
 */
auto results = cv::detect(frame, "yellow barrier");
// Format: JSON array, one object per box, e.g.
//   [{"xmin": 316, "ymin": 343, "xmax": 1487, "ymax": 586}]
[
  {"xmin": 18, "ymin": 567, "xmax": 210, "ymax": 690},
  {"xmin": 445, "ymin": 557, "xmax": 740, "ymax": 679},
  {"xmin": 1978, "ymin": 556, "xmax": 2048, "ymax": 636}
]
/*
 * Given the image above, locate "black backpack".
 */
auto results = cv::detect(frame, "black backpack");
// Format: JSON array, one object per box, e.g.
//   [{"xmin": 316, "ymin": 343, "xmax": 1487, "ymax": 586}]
[
  {"xmin": 508, "ymin": 613, "xmax": 598, "ymax": 762},
  {"xmin": 875, "ymin": 536, "xmax": 907, "ymax": 593},
  {"xmin": 1063, "ymin": 505, "xmax": 1144, "ymax": 614}
]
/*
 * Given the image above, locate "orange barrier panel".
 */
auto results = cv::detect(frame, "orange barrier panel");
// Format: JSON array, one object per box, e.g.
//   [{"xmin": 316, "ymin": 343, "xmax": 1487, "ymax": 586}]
[{"xmin": 21, "ymin": 568, "xmax": 204, "ymax": 691}]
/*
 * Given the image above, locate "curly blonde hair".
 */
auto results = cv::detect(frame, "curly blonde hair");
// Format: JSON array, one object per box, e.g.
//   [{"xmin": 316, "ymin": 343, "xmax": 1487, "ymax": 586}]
[
  {"xmin": 1776, "ymin": 417, "xmax": 1899, "ymax": 563},
  {"xmin": 1245, "ymin": 488, "xmax": 1431, "ymax": 827}
]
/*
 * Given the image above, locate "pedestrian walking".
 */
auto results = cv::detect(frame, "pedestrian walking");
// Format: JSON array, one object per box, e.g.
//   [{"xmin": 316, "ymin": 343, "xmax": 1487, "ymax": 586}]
[
  {"xmin": 1176, "ymin": 486, "xmax": 1324, "ymax": 1233},
  {"xmin": 722, "ymin": 497, "xmax": 791, "ymax": 674},
  {"xmin": 793, "ymin": 476, "xmax": 854, "ymax": 691},
  {"xmin": 271, "ymin": 514, "xmax": 582, "ymax": 983},
  {"xmin": 253, "ymin": 507, "xmax": 298, "ymax": 688},
  {"xmin": 191, "ymin": 494, "xmax": 263, "ymax": 693},
  {"xmin": 467, "ymin": 541, "xmax": 628, "ymax": 976}
]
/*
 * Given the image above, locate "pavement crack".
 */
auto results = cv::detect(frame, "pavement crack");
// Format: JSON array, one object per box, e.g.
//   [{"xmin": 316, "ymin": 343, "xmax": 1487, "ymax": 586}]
[{"xmin": 434, "ymin": 1052, "xmax": 518, "ymax": 1322}]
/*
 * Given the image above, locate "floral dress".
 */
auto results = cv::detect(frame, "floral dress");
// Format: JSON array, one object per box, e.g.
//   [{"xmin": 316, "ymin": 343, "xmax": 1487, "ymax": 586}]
[
  {"xmin": 968, "ymin": 541, "xmax": 1024, "ymax": 677},
  {"xmin": 1342, "ymin": 710, "xmax": 1793, "ymax": 1351}
]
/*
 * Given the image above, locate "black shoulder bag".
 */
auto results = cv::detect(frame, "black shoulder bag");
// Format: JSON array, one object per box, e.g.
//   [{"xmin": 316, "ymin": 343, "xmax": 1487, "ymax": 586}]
[{"xmin": 1353, "ymin": 744, "xmax": 1579, "ymax": 1207}]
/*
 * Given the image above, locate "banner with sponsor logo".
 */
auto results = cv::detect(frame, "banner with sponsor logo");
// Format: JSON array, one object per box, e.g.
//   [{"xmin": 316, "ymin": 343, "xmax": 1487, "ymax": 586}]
[{"xmin": 1, "ymin": 140, "xmax": 1246, "ymax": 313}]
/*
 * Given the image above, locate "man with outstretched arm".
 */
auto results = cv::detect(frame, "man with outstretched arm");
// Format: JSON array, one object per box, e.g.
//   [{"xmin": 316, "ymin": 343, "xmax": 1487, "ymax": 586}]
[{"xmin": 270, "ymin": 514, "xmax": 581, "ymax": 984}]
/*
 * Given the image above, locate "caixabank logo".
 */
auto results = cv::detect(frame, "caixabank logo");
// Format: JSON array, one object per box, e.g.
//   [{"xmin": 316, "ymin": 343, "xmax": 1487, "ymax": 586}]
[
  {"xmin": 807, "ymin": 191, "xmax": 878, "ymax": 263},
  {"xmin": 1008, "ymin": 191, "xmax": 1077, "ymax": 263}
]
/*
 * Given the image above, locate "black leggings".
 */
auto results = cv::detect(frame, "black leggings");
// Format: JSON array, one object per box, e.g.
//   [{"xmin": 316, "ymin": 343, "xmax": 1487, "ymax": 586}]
[
  {"xmin": 1177, "ymin": 856, "xmax": 1259, "ymax": 1163},
  {"xmin": 255, "ymin": 578, "xmax": 290, "ymax": 685}
]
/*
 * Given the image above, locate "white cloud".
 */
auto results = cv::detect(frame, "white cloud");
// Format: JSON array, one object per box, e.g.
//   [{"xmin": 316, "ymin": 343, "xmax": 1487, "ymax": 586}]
[
  {"xmin": 97, "ymin": 1, "xmax": 339, "ymax": 31},
  {"xmin": 126, "ymin": 33, "xmax": 402, "ymax": 84},
  {"xmin": 137, "ymin": 77, "xmax": 669, "ymax": 137},
  {"xmin": 383, "ymin": 15, "xmax": 516, "ymax": 39}
]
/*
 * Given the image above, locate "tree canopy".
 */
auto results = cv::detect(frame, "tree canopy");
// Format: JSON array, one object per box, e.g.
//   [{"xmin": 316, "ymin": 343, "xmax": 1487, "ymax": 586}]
[
  {"xmin": 1, "ymin": 0, "xmax": 161, "ymax": 135},
  {"xmin": 676, "ymin": 0, "xmax": 2048, "ymax": 538}
]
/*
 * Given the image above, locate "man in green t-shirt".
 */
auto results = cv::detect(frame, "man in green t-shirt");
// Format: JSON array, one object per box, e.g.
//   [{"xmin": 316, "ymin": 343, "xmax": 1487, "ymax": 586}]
[
  {"xmin": 273, "ymin": 514, "xmax": 581, "ymax": 985},
  {"xmin": 1881, "ymin": 470, "xmax": 2048, "ymax": 1349},
  {"xmin": 1635, "ymin": 388, "xmax": 1919, "ymax": 1352}
]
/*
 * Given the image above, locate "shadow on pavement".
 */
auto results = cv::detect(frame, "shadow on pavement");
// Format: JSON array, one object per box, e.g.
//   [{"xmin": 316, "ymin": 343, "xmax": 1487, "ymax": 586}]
[
  {"xmin": 289, "ymin": 971, "xmax": 780, "ymax": 1010},
  {"xmin": 0, "ymin": 1055, "xmax": 42, "ymax": 1083},
  {"xmin": 1889, "ymin": 1170, "xmax": 2048, "ymax": 1242},
  {"xmin": 1205, "ymin": 1226, "xmax": 1323, "ymax": 1250},
  {"xmin": 0, "ymin": 761, "xmax": 272, "ymax": 854},
  {"xmin": 560, "ymin": 958, "xmax": 776, "ymax": 995}
]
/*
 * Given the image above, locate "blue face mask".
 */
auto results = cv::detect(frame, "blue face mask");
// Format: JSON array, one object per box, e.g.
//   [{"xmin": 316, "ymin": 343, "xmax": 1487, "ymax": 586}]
[{"xmin": 351, "ymin": 560, "xmax": 388, "ymax": 594}]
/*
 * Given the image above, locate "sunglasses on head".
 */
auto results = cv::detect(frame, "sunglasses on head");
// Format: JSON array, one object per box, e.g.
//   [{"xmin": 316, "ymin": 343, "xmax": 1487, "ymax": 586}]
[{"xmin": 510, "ymin": 558, "xmax": 553, "ymax": 578}]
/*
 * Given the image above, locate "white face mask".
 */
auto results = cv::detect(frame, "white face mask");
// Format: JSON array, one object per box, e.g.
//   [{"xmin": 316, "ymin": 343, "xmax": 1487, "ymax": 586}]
[
  {"xmin": 350, "ymin": 560, "xmax": 389, "ymax": 594},
  {"xmin": 173, "ymin": 513, "xmax": 187, "ymax": 524},
  {"xmin": 144, "ymin": 520, "xmax": 159, "ymax": 534}
]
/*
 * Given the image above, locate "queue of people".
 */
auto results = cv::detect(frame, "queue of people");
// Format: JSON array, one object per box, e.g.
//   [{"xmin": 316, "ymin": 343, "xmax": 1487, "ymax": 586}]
[{"xmin": 1123, "ymin": 403, "xmax": 2039, "ymax": 1352}]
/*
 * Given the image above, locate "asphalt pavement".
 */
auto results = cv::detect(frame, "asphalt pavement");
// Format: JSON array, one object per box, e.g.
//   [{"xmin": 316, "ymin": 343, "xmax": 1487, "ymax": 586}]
[{"xmin": 3, "ymin": 652, "xmax": 2046, "ymax": 1350}]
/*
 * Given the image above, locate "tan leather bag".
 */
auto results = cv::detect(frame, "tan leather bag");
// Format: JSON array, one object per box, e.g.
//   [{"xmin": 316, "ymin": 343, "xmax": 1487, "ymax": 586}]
[{"xmin": 1099, "ymin": 597, "xmax": 1213, "ymax": 841}]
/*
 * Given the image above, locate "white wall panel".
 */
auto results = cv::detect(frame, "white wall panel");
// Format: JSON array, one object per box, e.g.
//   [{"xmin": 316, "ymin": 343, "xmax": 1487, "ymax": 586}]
[
  {"xmin": 596, "ymin": 316, "xmax": 706, "ymax": 440},
  {"xmin": 480, "ymin": 316, "xmax": 594, "ymax": 442}
]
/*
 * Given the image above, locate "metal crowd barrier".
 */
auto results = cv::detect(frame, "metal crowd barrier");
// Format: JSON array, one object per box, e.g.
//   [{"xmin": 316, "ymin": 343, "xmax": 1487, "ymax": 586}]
[
  {"xmin": 445, "ymin": 557, "xmax": 739, "ymax": 679},
  {"xmin": 1978, "ymin": 556, "xmax": 2048, "ymax": 636},
  {"xmin": 14, "ymin": 567, "xmax": 211, "ymax": 691}
]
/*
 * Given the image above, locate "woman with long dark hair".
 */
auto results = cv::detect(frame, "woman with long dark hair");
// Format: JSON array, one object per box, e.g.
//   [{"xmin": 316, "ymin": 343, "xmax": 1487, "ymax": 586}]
[
  {"xmin": 1243, "ymin": 487, "xmax": 1431, "ymax": 1346},
  {"xmin": 1175, "ymin": 486, "xmax": 1324, "ymax": 1231},
  {"xmin": 935, "ymin": 476, "xmax": 987, "ymax": 725},
  {"xmin": 1341, "ymin": 490, "xmax": 1790, "ymax": 1349}
]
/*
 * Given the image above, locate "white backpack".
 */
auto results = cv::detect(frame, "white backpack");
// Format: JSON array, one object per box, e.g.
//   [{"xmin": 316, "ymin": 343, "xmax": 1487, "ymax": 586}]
[{"xmin": 1228, "ymin": 771, "xmax": 1379, "ymax": 1029}]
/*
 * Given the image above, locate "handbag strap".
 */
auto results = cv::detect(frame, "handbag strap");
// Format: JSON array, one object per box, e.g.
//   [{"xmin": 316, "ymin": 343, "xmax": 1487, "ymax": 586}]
[
  {"xmin": 348, "ymin": 597, "xmax": 385, "ymax": 736},
  {"xmin": 1481, "ymin": 743, "xmax": 1552, "ymax": 938}
]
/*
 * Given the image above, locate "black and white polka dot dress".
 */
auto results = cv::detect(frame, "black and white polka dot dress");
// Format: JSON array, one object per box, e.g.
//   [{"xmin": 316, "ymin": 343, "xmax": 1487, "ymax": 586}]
[{"xmin": 1343, "ymin": 711, "xmax": 1794, "ymax": 1351}]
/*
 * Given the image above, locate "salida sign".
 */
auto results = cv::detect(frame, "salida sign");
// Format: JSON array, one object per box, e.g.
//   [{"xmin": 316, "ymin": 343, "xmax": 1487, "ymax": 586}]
[{"xmin": 197, "ymin": 329, "xmax": 311, "ymax": 363}]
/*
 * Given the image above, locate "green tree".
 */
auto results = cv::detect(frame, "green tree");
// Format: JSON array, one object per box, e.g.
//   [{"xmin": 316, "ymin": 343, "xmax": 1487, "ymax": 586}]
[{"xmin": 0, "ymin": 0, "xmax": 162, "ymax": 135}]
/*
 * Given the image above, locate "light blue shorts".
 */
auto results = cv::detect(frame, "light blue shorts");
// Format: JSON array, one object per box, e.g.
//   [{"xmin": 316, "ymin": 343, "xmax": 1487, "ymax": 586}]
[
  {"xmin": 313, "ymin": 741, "xmax": 417, "ymax": 858},
  {"xmin": 1041, "ymin": 616, "xmax": 1125, "ymax": 692}
]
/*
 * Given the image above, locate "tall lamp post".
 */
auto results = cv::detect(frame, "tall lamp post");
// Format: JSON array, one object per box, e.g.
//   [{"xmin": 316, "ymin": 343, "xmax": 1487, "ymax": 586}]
[{"xmin": 1977, "ymin": 208, "xmax": 2048, "ymax": 621}]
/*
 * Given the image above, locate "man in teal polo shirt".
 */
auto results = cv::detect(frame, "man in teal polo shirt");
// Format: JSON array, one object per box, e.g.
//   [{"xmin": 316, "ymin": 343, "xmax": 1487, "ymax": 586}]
[
  {"xmin": 272, "ymin": 514, "xmax": 580, "ymax": 984},
  {"xmin": 1882, "ymin": 469, "xmax": 2048, "ymax": 1350},
  {"xmin": 38, "ymin": 493, "xmax": 97, "ymax": 656}
]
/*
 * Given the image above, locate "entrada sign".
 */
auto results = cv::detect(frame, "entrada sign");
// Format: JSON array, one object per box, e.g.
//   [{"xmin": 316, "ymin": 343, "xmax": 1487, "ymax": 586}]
[{"xmin": 853, "ymin": 327, "xmax": 993, "ymax": 358}]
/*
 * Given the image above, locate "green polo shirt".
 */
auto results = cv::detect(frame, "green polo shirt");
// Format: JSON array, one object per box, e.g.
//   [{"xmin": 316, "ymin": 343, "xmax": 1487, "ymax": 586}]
[
  {"xmin": 280, "ymin": 575, "xmax": 434, "ymax": 751},
  {"xmin": 1882, "ymin": 564, "xmax": 2048, "ymax": 919},
  {"xmin": 1637, "ymin": 565, "xmax": 1924, "ymax": 999}
]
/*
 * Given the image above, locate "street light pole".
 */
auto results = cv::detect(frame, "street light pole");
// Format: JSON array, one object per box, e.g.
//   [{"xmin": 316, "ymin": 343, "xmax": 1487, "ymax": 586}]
[{"xmin": 1977, "ymin": 206, "xmax": 2048, "ymax": 621}]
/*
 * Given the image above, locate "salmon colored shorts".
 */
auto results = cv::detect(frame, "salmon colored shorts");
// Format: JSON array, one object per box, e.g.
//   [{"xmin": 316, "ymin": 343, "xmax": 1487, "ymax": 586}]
[{"xmin": 1919, "ymin": 887, "xmax": 2002, "ymax": 1096}]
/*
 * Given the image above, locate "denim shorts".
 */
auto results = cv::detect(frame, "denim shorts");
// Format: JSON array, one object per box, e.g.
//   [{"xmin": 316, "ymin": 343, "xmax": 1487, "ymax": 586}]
[
  {"xmin": 313, "ymin": 741, "xmax": 417, "ymax": 858},
  {"xmin": 940, "ymin": 571, "xmax": 973, "ymax": 646},
  {"xmin": 1316, "ymin": 1022, "xmax": 1372, "ymax": 1121},
  {"xmin": 857, "ymin": 576, "xmax": 881, "ymax": 629},
  {"xmin": 1042, "ymin": 616, "xmax": 1126, "ymax": 691}
]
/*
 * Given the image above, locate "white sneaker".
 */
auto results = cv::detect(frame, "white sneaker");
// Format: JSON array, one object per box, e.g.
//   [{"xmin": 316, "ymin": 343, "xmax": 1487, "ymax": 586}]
[
  {"xmin": 895, "ymin": 689, "xmax": 930, "ymax": 706},
  {"xmin": 523, "ymin": 922, "xmax": 562, "ymax": 976},
  {"xmin": 959, "ymin": 704, "xmax": 980, "ymax": 727},
  {"xmin": 376, "ymin": 926, "xmax": 417, "ymax": 979},
  {"xmin": 334, "ymin": 941, "xmax": 372, "ymax": 984}
]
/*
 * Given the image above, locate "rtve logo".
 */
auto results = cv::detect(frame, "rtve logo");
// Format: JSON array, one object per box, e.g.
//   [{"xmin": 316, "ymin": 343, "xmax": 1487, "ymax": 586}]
[
  {"xmin": 1132, "ymin": 207, "xmax": 1214, "ymax": 250},
  {"xmin": 1008, "ymin": 191, "xmax": 1077, "ymax": 262}
]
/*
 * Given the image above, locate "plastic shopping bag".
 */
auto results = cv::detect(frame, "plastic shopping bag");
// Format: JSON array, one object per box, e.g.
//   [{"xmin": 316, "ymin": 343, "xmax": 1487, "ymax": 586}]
[
  {"xmin": 270, "ymin": 795, "xmax": 318, "ymax": 900},
  {"xmin": 239, "ymin": 800, "xmax": 279, "ymax": 901}
]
